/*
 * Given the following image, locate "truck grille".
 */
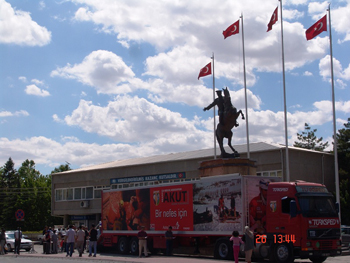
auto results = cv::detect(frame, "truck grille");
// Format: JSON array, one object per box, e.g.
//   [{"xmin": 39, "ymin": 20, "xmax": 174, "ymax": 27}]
[
  {"xmin": 308, "ymin": 228, "xmax": 340, "ymax": 239},
  {"xmin": 317, "ymin": 240, "xmax": 333, "ymax": 250}
]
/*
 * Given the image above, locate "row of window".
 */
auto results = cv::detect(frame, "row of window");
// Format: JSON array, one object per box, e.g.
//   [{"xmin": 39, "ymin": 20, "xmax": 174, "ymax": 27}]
[
  {"xmin": 257, "ymin": 170, "xmax": 282, "ymax": 177},
  {"xmin": 55, "ymin": 186, "xmax": 108, "ymax": 201}
]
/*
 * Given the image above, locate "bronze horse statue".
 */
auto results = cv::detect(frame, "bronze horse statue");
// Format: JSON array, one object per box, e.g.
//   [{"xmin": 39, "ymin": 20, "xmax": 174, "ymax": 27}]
[{"xmin": 216, "ymin": 87, "xmax": 245, "ymax": 158}]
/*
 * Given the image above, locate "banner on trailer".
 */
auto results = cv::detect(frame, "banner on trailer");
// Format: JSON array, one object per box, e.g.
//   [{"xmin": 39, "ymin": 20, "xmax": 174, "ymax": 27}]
[
  {"xmin": 193, "ymin": 176, "xmax": 243, "ymax": 233},
  {"xmin": 150, "ymin": 184, "xmax": 193, "ymax": 231},
  {"xmin": 102, "ymin": 188, "xmax": 151, "ymax": 230}
]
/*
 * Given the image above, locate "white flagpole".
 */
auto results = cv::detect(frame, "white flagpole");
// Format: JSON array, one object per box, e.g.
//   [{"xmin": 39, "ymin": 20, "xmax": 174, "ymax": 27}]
[
  {"xmin": 279, "ymin": 0, "xmax": 290, "ymax": 181},
  {"xmin": 240, "ymin": 13, "xmax": 250, "ymax": 159},
  {"xmin": 211, "ymin": 52, "xmax": 217, "ymax": 159},
  {"xmin": 327, "ymin": 4, "xmax": 340, "ymax": 215}
]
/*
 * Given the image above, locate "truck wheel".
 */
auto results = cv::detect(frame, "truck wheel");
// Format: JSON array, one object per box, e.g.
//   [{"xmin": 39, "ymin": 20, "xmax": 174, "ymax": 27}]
[
  {"xmin": 214, "ymin": 238, "xmax": 232, "ymax": 260},
  {"xmin": 117, "ymin": 237, "xmax": 129, "ymax": 254},
  {"xmin": 129, "ymin": 237, "xmax": 139, "ymax": 255},
  {"xmin": 274, "ymin": 243, "xmax": 294, "ymax": 263},
  {"xmin": 309, "ymin": 256, "xmax": 327, "ymax": 263}
]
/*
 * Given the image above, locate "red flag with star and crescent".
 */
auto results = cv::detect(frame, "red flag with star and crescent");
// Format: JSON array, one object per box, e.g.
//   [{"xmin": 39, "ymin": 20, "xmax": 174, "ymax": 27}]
[
  {"xmin": 267, "ymin": 7, "xmax": 278, "ymax": 32},
  {"xmin": 223, "ymin": 20, "xmax": 239, "ymax": 39},
  {"xmin": 305, "ymin": 15, "xmax": 327, "ymax": 40},
  {"xmin": 198, "ymin": 62, "xmax": 211, "ymax": 79}
]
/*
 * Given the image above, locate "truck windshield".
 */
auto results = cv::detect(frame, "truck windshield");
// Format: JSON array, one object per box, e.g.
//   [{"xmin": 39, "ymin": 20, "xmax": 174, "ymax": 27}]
[{"xmin": 298, "ymin": 196, "xmax": 337, "ymax": 217}]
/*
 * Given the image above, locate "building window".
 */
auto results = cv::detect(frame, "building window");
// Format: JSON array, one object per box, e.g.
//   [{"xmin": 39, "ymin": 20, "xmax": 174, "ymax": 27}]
[
  {"xmin": 67, "ymin": 189, "xmax": 73, "ymax": 200},
  {"xmin": 86, "ymin": 187, "xmax": 93, "ymax": 199},
  {"xmin": 55, "ymin": 189, "xmax": 63, "ymax": 201},
  {"xmin": 257, "ymin": 170, "xmax": 282, "ymax": 177},
  {"xmin": 74, "ymin": 188, "xmax": 82, "ymax": 200}
]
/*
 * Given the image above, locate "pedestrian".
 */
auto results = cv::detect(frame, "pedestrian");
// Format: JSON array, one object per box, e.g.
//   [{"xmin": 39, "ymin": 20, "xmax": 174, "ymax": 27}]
[
  {"xmin": 44, "ymin": 230, "xmax": 51, "ymax": 254},
  {"xmin": 243, "ymin": 226, "xmax": 254, "ymax": 263},
  {"xmin": 14, "ymin": 227, "xmax": 22, "ymax": 255},
  {"xmin": 88, "ymin": 224, "xmax": 98, "ymax": 257},
  {"xmin": 66, "ymin": 225, "xmax": 76, "ymax": 257},
  {"xmin": 76, "ymin": 225, "xmax": 85, "ymax": 257},
  {"xmin": 0, "ymin": 228, "xmax": 6, "ymax": 255},
  {"xmin": 83, "ymin": 226, "xmax": 89, "ymax": 252},
  {"xmin": 52, "ymin": 230, "xmax": 58, "ymax": 254},
  {"xmin": 165, "ymin": 226, "xmax": 174, "ymax": 256},
  {"xmin": 42, "ymin": 226, "xmax": 47, "ymax": 254},
  {"xmin": 137, "ymin": 226, "xmax": 148, "ymax": 257},
  {"xmin": 229, "ymin": 230, "xmax": 244, "ymax": 263}
]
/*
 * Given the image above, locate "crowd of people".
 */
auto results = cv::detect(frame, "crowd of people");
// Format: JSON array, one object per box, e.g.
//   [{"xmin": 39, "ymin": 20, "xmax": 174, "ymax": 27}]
[{"xmin": 41, "ymin": 224, "xmax": 100, "ymax": 257}]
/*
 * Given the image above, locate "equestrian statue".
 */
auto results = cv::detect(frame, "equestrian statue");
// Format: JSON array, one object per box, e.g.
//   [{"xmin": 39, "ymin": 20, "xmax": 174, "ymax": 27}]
[{"xmin": 203, "ymin": 87, "xmax": 245, "ymax": 158}]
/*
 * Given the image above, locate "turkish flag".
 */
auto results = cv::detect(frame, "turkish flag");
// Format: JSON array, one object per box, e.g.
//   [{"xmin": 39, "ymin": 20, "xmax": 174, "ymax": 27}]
[
  {"xmin": 267, "ymin": 7, "xmax": 278, "ymax": 32},
  {"xmin": 305, "ymin": 15, "xmax": 327, "ymax": 40},
  {"xmin": 198, "ymin": 62, "xmax": 211, "ymax": 80},
  {"xmin": 223, "ymin": 20, "xmax": 239, "ymax": 39}
]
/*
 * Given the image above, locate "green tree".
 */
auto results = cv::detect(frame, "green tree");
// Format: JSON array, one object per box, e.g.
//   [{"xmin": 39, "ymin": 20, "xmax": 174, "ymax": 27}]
[
  {"xmin": 0, "ymin": 158, "xmax": 21, "ymax": 230},
  {"xmin": 50, "ymin": 163, "xmax": 71, "ymax": 174},
  {"xmin": 294, "ymin": 123, "xmax": 329, "ymax": 151},
  {"xmin": 336, "ymin": 118, "xmax": 350, "ymax": 225}
]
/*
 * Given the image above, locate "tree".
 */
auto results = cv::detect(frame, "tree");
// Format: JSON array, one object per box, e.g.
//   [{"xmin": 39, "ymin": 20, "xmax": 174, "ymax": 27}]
[
  {"xmin": 294, "ymin": 123, "xmax": 329, "ymax": 151},
  {"xmin": 0, "ymin": 158, "xmax": 21, "ymax": 230},
  {"xmin": 50, "ymin": 163, "xmax": 71, "ymax": 174},
  {"xmin": 336, "ymin": 118, "xmax": 350, "ymax": 225}
]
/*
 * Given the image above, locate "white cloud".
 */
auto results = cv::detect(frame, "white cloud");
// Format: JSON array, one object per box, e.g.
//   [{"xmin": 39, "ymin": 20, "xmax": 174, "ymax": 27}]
[
  {"xmin": 0, "ymin": 0, "xmax": 51, "ymax": 46},
  {"xmin": 62, "ymin": 96, "xmax": 209, "ymax": 144},
  {"xmin": 25, "ymin": 84, "xmax": 50, "ymax": 97},
  {"xmin": 18, "ymin": 76, "xmax": 27, "ymax": 82},
  {"xmin": 0, "ymin": 110, "xmax": 29, "ymax": 117},
  {"xmin": 31, "ymin": 79, "xmax": 44, "ymax": 85},
  {"xmin": 319, "ymin": 55, "xmax": 350, "ymax": 83},
  {"xmin": 51, "ymin": 50, "xmax": 136, "ymax": 94}
]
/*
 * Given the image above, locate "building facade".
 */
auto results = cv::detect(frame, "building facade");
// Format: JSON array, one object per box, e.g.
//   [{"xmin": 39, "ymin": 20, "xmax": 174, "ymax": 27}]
[{"xmin": 51, "ymin": 142, "xmax": 335, "ymax": 227}]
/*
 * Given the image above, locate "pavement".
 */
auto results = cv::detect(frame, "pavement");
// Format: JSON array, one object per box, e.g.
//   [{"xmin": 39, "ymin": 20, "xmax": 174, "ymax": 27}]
[{"xmin": 1, "ymin": 244, "xmax": 350, "ymax": 263}]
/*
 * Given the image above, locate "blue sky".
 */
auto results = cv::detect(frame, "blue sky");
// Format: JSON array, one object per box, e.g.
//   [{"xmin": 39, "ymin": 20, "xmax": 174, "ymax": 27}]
[{"xmin": 1, "ymin": 0, "xmax": 349, "ymax": 175}]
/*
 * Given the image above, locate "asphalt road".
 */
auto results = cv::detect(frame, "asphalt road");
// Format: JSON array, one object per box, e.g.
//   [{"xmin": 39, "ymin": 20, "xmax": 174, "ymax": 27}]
[{"xmin": 0, "ymin": 244, "xmax": 349, "ymax": 263}]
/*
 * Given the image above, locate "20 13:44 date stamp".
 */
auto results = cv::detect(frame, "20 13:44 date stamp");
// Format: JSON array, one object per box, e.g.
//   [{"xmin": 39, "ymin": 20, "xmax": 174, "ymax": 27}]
[{"xmin": 256, "ymin": 234, "xmax": 296, "ymax": 244}]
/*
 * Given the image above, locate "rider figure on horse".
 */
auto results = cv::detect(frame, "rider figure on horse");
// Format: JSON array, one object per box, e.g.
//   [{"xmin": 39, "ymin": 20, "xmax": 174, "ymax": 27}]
[{"xmin": 203, "ymin": 90, "xmax": 225, "ymax": 125}]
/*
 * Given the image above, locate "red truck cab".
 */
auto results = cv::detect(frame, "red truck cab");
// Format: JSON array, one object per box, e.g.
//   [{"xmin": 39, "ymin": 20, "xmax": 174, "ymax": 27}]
[{"xmin": 264, "ymin": 181, "xmax": 341, "ymax": 263}]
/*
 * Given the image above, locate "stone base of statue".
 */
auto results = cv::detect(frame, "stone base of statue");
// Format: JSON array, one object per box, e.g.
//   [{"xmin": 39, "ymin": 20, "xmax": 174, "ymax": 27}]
[{"xmin": 199, "ymin": 158, "xmax": 256, "ymax": 177}]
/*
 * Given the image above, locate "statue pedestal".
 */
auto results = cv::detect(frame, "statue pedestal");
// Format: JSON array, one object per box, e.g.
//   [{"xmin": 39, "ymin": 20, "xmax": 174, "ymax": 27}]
[{"xmin": 199, "ymin": 158, "xmax": 256, "ymax": 177}]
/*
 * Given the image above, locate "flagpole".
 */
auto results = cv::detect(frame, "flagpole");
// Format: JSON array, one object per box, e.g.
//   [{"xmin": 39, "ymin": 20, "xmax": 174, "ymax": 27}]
[
  {"xmin": 211, "ymin": 52, "xmax": 217, "ymax": 159},
  {"xmin": 279, "ymin": 0, "xmax": 290, "ymax": 181},
  {"xmin": 240, "ymin": 13, "xmax": 250, "ymax": 159},
  {"xmin": 327, "ymin": 4, "xmax": 340, "ymax": 215}
]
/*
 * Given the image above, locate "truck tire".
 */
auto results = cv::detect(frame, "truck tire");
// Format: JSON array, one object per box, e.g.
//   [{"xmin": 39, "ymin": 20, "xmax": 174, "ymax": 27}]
[
  {"xmin": 129, "ymin": 237, "xmax": 139, "ymax": 255},
  {"xmin": 117, "ymin": 237, "xmax": 129, "ymax": 254},
  {"xmin": 214, "ymin": 238, "xmax": 232, "ymax": 260},
  {"xmin": 309, "ymin": 256, "xmax": 327, "ymax": 263},
  {"xmin": 274, "ymin": 243, "xmax": 294, "ymax": 263}
]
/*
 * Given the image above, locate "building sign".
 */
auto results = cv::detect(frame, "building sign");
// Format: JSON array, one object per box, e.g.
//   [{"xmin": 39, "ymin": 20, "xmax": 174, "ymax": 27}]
[
  {"xmin": 110, "ymin": 172, "xmax": 186, "ymax": 185},
  {"xmin": 71, "ymin": 215, "xmax": 96, "ymax": 220}
]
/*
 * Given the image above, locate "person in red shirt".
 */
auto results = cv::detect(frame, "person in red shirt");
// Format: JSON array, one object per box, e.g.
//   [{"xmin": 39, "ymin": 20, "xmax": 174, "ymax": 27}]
[{"xmin": 249, "ymin": 180, "xmax": 269, "ymax": 233}]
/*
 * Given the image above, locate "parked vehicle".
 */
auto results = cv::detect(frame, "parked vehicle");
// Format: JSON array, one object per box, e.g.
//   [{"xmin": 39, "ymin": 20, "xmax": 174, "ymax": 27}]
[
  {"xmin": 99, "ymin": 174, "xmax": 341, "ymax": 263},
  {"xmin": 5, "ymin": 231, "xmax": 33, "ymax": 252},
  {"xmin": 341, "ymin": 225, "xmax": 350, "ymax": 249}
]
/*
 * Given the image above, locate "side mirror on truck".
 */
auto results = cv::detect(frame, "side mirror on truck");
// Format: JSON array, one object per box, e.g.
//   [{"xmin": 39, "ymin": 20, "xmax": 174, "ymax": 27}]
[{"xmin": 290, "ymin": 200, "xmax": 297, "ymax": 218}]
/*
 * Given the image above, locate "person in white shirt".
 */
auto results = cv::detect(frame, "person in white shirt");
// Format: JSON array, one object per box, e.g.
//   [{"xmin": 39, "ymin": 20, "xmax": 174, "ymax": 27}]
[
  {"xmin": 76, "ymin": 226, "xmax": 85, "ymax": 257},
  {"xmin": 65, "ymin": 225, "xmax": 76, "ymax": 257}
]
